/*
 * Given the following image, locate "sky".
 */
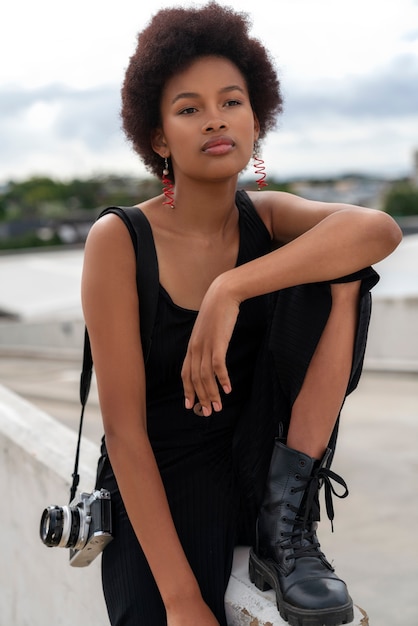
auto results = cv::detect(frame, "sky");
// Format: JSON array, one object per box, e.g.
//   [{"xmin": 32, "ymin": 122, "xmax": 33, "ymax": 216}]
[{"xmin": 1, "ymin": 0, "xmax": 418, "ymax": 184}]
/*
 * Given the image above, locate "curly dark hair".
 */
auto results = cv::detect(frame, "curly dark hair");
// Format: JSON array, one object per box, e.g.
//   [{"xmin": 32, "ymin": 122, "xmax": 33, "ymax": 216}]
[{"xmin": 121, "ymin": 2, "xmax": 283, "ymax": 180}]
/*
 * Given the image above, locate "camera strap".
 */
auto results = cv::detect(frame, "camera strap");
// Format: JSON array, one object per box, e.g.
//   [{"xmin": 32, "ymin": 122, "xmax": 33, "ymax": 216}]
[{"xmin": 70, "ymin": 207, "xmax": 159, "ymax": 502}]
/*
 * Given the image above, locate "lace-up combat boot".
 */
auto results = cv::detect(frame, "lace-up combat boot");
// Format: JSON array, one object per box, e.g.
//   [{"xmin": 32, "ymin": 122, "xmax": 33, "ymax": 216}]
[{"xmin": 249, "ymin": 440, "xmax": 353, "ymax": 626}]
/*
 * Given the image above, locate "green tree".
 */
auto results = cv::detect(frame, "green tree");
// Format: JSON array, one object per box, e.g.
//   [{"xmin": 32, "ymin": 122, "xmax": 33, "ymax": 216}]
[
  {"xmin": 1, "ymin": 177, "xmax": 69, "ymax": 218},
  {"xmin": 383, "ymin": 181, "xmax": 418, "ymax": 217}
]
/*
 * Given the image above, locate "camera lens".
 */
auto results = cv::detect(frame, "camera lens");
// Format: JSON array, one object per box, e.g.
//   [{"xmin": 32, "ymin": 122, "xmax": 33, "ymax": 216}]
[
  {"xmin": 40, "ymin": 506, "xmax": 66, "ymax": 547},
  {"xmin": 40, "ymin": 505, "xmax": 83, "ymax": 548}
]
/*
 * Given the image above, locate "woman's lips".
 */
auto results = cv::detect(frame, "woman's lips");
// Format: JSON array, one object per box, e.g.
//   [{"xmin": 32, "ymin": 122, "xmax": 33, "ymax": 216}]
[{"xmin": 201, "ymin": 136, "xmax": 235, "ymax": 155}]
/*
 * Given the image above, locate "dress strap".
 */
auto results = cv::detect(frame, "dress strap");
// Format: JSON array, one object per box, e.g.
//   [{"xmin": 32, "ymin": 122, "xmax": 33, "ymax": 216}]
[{"xmin": 235, "ymin": 190, "xmax": 272, "ymax": 264}]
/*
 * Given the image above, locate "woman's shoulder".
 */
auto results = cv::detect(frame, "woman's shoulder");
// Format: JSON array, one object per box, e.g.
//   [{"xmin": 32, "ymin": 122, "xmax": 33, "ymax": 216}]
[
  {"xmin": 243, "ymin": 189, "xmax": 297, "ymax": 215},
  {"xmin": 86, "ymin": 211, "xmax": 131, "ymax": 248},
  {"xmin": 244, "ymin": 189, "xmax": 333, "ymax": 243},
  {"xmin": 237, "ymin": 189, "xmax": 280, "ymax": 239},
  {"xmin": 84, "ymin": 211, "xmax": 137, "ymax": 279}
]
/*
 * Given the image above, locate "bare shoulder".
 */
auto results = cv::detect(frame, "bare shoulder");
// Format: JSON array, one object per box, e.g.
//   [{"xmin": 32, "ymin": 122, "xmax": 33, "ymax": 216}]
[
  {"xmin": 246, "ymin": 188, "xmax": 335, "ymax": 218},
  {"xmin": 245, "ymin": 189, "xmax": 293, "ymax": 215},
  {"xmin": 85, "ymin": 212, "xmax": 132, "ymax": 252},
  {"xmin": 245, "ymin": 190, "xmax": 319, "ymax": 242},
  {"xmin": 245, "ymin": 189, "xmax": 381, "ymax": 243},
  {"xmin": 82, "ymin": 212, "xmax": 138, "ymax": 313},
  {"xmin": 84, "ymin": 212, "xmax": 138, "ymax": 276}
]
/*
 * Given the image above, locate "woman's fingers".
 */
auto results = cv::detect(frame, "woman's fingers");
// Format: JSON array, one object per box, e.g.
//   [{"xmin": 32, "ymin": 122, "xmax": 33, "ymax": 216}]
[
  {"xmin": 181, "ymin": 341, "xmax": 231, "ymax": 416},
  {"xmin": 181, "ymin": 280, "xmax": 239, "ymax": 415}
]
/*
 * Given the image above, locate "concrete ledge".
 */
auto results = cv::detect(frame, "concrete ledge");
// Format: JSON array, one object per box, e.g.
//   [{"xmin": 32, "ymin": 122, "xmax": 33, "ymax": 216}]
[
  {"xmin": 0, "ymin": 384, "xmax": 108, "ymax": 625},
  {"xmin": 0, "ymin": 384, "xmax": 367, "ymax": 625},
  {"xmin": 0, "ymin": 317, "xmax": 84, "ymax": 357},
  {"xmin": 225, "ymin": 547, "xmax": 368, "ymax": 625},
  {"xmin": 364, "ymin": 294, "xmax": 418, "ymax": 373}
]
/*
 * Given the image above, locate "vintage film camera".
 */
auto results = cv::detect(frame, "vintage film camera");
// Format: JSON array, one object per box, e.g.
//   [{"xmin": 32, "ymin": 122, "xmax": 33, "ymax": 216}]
[{"xmin": 39, "ymin": 488, "xmax": 112, "ymax": 567}]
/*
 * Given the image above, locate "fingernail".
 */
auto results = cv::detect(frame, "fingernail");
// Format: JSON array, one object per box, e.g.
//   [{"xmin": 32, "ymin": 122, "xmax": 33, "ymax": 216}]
[
  {"xmin": 212, "ymin": 402, "xmax": 221, "ymax": 412},
  {"xmin": 185, "ymin": 398, "xmax": 192, "ymax": 409},
  {"xmin": 222, "ymin": 385, "xmax": 231, "ymax": 394},
  {"xmin": 202, "ymin": 406, "xmax": 211, "ymax": 417}
]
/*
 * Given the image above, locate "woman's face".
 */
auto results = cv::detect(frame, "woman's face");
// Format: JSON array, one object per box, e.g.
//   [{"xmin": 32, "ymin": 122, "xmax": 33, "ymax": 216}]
[{"xmin": 153, "ymin": 56, "xmax": 259, "ymax": 185}]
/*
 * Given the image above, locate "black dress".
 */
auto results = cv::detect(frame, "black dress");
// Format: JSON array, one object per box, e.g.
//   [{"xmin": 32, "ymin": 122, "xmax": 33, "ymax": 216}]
[
  {"xmin": 100, "ymin": 191, "xmax": 273, "ymax": 626},
  {"xmin": 99, "ymin": 190, "xmax": 379, "ymax": 625}
]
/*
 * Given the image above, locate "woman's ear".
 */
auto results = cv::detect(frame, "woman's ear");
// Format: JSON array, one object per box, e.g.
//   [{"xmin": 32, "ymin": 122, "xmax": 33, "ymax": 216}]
[
  {"xmin": 253, "ymin": 114, "xmax": 260, "ymax": 143},
  {"xmin": 151, "ymin": 128, "xmax": 169, "ymax": 158}
]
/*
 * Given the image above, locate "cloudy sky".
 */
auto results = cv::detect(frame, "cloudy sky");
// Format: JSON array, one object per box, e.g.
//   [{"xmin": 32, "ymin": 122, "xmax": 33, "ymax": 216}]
[{"xmin": 1, "ymin": 0, "xmax": 418, "ymax": 184}]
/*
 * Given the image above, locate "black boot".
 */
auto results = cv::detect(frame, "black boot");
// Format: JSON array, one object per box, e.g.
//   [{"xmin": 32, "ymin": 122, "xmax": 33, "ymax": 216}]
[{"xmin": 249, "ymin": 441, "xmax": 353, "ymax": 626}]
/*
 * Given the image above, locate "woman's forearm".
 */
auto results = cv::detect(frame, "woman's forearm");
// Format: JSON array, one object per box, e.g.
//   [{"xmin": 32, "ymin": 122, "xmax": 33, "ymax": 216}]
[
  {"xmin": 106, "ymin": 431, "xmax": 201, "ymax": 609},
  {"xmin": 221, "ymin": 208, "xmax": 401, "ymax": 303}
]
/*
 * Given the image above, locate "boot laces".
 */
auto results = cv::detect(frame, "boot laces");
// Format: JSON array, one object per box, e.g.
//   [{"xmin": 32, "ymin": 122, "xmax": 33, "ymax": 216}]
[{"xmin": 283, "ymin": 467, "xmax": 349, "ymax": 560}]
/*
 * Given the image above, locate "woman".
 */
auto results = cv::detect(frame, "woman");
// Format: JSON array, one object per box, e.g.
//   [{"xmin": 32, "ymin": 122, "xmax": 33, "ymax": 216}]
[{"xmin": 81, "ymin": 3, "xmax": 401, "ymax": 625}]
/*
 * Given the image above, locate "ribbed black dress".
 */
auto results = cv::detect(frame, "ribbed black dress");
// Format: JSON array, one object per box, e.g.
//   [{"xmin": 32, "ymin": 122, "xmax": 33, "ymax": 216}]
[
  {"xmin": 99, "ymin": 191, "xmax": 273, "ymax": 626},
  {"xmin": 99, "ymin": 190, "xmax": 379, "ymax": 625}
]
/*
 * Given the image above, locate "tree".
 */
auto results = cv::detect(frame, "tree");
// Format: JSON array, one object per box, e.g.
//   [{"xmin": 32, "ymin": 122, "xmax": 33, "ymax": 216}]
[{"xmin": 383, "ymin": 181, "xmax": 418, "ymax": 217}]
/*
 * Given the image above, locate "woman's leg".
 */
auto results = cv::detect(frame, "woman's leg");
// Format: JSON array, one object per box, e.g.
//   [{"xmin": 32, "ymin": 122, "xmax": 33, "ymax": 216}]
[
  {"xmin": 250, "ymin": 281, "xmax": 363, "ymax": 626},
  {"xmin": 287, "ymin": 280, "xmax": 360, "ymax": 459}
]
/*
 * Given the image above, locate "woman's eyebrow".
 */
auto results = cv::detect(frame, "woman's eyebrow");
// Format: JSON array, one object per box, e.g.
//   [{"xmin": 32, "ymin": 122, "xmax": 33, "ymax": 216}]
[
  {"xmin": 219, "ymin": 85, "xmax": 246, "ymax": 95},
  {"xmin": 171, "ymin": 85, "xmax": 245, "ymax": 105},
  {"xmin": 171, "ymin": 92, "xmax": 199, "ymax": 105}
]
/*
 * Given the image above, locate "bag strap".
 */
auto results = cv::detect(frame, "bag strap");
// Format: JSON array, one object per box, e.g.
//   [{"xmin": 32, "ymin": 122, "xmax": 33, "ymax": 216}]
[{"xmin": 70, "ymin": 207, "xmax": 159, "ymax": 501}]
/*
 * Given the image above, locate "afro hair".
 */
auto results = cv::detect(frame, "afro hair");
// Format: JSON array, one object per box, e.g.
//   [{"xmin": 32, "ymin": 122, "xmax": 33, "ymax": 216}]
[{"xmin": 121, "ymin": 2, "xmax": 283, "ymax": 179}]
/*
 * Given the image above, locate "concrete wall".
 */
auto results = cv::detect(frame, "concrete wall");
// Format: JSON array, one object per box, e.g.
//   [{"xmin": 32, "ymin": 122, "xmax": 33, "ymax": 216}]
[
  {"xmin": 0, "ymin": 384, "xmax": 367, "ymax": 626},
  {"xmin": 0, "ymin": 384, "xmax": 108, "ymax": 625},
  {"xmin": 0, "ymin": 317, "xmax": 84, "ymax": 358},
  {"xmin": 1, "ymin": 292, "xmax": 418, "ymax": 372},
  {"xmin": 364, "ymin": 295, "xmax": 418, "ymax": 371}
]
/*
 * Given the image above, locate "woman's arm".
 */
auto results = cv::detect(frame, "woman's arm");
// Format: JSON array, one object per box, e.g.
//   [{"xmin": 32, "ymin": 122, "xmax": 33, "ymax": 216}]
[
  {"xmin": 238, "ymin": 190, "xmax": 402, "ymax": 294},
  {"xmin": 181, "ymin": 191, "xmax": 402, "ymax": 415},
  {"xmin": 82, "ymin": 215, "xmax": 219, "ymax": 626}
]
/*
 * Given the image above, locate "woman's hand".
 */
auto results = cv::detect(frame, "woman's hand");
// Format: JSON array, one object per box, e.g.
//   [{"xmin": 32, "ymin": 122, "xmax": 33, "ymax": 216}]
[{"xmin": 181, "ymin": 276, "xmax": 240, "ymax": 416}]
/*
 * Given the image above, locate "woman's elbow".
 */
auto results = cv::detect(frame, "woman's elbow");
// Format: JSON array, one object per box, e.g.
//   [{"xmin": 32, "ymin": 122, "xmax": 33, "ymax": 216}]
[{"xmin": 368, "ymin": 210, "xmax": 403, "ymax": 259}]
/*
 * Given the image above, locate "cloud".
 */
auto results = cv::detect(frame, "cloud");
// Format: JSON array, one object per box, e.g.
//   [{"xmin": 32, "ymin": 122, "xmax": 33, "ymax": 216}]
[
  {"xmin": 261, "ymin": 55, "xmax": 418, "ymax": 179},
  {"xmin": 0, "ymin": 53, "xmax": 417, "ymax": 183},
  {"xmin": 0, "ymin": 84, "xmax": 122, "ymax": 147},
  {"xmin": 402, "ymin": 28, "xmax": 418, "ymax": 42},
  {"xmin": 282, "ymin": 54, "xmax": 418, "ymax": 127},
  {"xmin": 0, "ymin": 84, "xmax": 144, "ymax": 182}
]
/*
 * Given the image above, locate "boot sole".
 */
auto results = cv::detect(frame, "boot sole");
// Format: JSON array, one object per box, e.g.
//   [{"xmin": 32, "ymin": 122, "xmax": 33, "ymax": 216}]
[{"xmin": 249, "ymin": 548, "xmax": 354, "ymax": 626}]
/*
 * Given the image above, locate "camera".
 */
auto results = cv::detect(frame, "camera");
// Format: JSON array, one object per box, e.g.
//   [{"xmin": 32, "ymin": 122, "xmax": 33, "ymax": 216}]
[{"xmin": 39, "ymin": 488, "xmax": 113, "ymax": 567}]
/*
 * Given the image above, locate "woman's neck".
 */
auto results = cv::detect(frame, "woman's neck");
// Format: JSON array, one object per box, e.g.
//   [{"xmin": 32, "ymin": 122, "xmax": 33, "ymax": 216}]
[{"xmin": 167, "ymin": 175, "xmax": 239, "ymax": 235}]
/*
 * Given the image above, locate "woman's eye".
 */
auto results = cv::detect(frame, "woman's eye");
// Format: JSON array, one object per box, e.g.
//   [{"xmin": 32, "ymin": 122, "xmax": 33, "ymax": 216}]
[
  {"xmin": 179, "ymin": 107, "xmax": 197, "ymax": 115},
  {"xmin": 225, "ymin": 100, "xmax": 241, "ymax": 107}
]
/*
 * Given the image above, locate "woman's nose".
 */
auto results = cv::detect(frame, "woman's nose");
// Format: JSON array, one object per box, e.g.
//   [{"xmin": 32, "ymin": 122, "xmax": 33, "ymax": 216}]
[{"xmin": 202, "ymin": 117, "xmax": 228, "ymax": 133}]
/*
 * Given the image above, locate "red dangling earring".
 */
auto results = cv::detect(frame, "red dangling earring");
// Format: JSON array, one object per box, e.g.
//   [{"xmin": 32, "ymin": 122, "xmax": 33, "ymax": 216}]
[
  {"xmin": 162, "ymin": 157, "xmax": 175, "ymax": 209},
  {"xmin": 253, "ymin": 144, "xmax": 268, "ymax": 190}
]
